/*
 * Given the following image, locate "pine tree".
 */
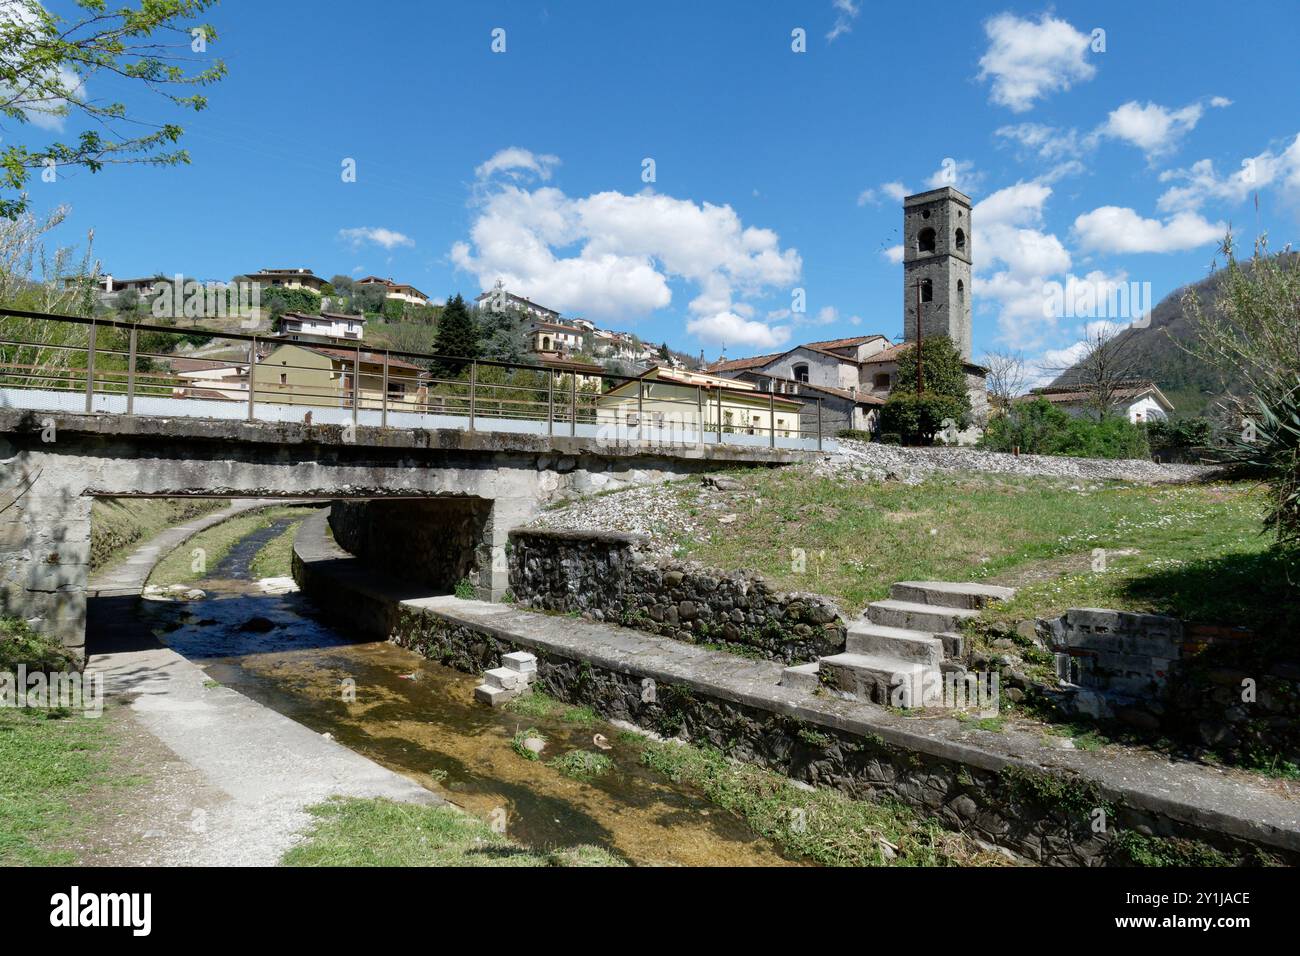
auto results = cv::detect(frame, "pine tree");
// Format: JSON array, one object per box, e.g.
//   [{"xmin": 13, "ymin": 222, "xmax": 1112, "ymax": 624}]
[{"xmin": 431, "ymin": 294, "xmax": 480, "ymax": 376}]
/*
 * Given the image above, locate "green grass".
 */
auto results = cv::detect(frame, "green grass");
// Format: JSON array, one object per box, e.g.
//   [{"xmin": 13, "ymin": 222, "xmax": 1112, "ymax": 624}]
[
  {"xmin": 548, "ymin": 750, "xmax": 614, "ymax": 780},
  {"xmin": 148, "ymin": 505, "xmax": 320, "ymax": 587},
  {"xmin": 0, "ymin": 708, "xmax": 111, "ymax": 865},
  {"xmin": 281, "ymin": 797, "xmax": 624, "ymax": 867},
  {"xmin": 90, "ymin": 497, "xmax": 228, "ymax": 572},
  {"xmin": 0, "ymin": 616, "xmax": 78, "ymax": 672},
  {"xmin": 505, "ymin": 690, "xmax": 598, "ymax": 727},
  {"xmin": 248, "ymin": 518, "xmax": 308, "ymax": 580},
  {"xmin": 510, "ymin": 727, "xmax": 547, "ymax": 761},
  {"xmin": 665, "ymin": 470, "xmax": 1283, "ymax": 625},
  {"xmin": 636, "ymin": 739, "xmax": 1005, "ymax": 867}
]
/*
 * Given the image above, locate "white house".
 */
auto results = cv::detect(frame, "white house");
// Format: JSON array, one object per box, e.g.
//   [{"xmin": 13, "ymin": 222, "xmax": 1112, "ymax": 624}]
[
  {"xmin": 355, "ymin": 275, "xmax": 430, "ymax": 307},
  {"xmin": 1021, "ymin": 382, "xmax": 1174, "ymax": 423},
  {"xmin": 276, "ymin": 311, "xmax": 365, "ymax": 343}
]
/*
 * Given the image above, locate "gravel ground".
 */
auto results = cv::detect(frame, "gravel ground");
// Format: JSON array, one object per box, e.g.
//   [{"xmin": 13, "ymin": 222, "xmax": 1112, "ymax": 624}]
[
  {"xmin": 812, "ymin": 438, "xmax": 1220, "ymax": 485},
  {"xmin": 530, "ymin": 439, "xmax": 1221, "ymax": 556}
]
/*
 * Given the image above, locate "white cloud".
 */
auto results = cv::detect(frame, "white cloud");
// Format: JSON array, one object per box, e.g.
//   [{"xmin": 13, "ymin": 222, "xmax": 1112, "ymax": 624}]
[
  {"xmin": 995, "ymin": 123, "xmax": 1086, "ymax": 161},
  {"xmin": 973, "ymin": 181, "xmax": 1052, "ymax": 228},
  {"xmin": 474, "ymin": 147, "xmax": 561, "ymax": 182},
  {"xmin": 1097, "ymin": 100, "xmax": 1211, "ymax": 157},
  {"xmin": 687, "ymin": 311, "xmax": 790, "ymax": 350},
  {"xmin": 826, "ymin": 0, "xmax": 860, "ymax": 42},
  {"xmin": 977, "ymin": 13, "xmax": 1096, "ymax": 113},
  {"xmin": 1073, "ymin": 206, "xmax": 1226, "ymax": 253},
  {"xmin": 882, "ymin": 244, "xmax": 904, "ymax": 264},
  {"xmin": 338, "ymin": 226, "xmax": 415, "ymax": 250},
  {"xmin": 452, "ymin": 157, "xmax": 802, "ymax": 327},
  {"xmin": 924, "ymin": 159, "xmax": 982, "ymax": 194},
  {"xmin": 880, "ymin": 181, "xmax": 909, "ymax": 203},
  {"xmin": 856, "ymin": 187, "xmax": 877, "ymax": 206},
  {"xmin": 1157, "ymin": 133, "xmax": 1300, "ymax": 212}
]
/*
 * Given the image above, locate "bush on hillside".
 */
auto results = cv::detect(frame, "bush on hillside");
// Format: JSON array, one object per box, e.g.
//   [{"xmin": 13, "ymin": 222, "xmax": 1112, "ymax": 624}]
[
  {"xmin": 979, "ymin": 398, "xmax": 1150, "ymax": 460},
  {"xmin": 264, "ymin": 286, "xmax": 321, "ymax": 320},
  {"xmin": 1231, "ymin": 378, "xmax": 1300, "ymax": 548}
]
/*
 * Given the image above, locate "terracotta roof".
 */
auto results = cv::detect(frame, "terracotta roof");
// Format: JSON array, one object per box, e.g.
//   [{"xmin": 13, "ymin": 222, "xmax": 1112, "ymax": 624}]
[
  {"xmin": 169, "ymin": 357, "xmax": 246, "ymax": 373},
  {"xmin": 283, "ymin": 310, "xmax": 367, "ymax": 323},
  {"xmin": 804, "ymin": 334, "xmax": 888, "ymax": 351},
  {"xmin": 1019, "ymin": 382, "xmax": 1172, "ymax": 408},
  {"xmin": 859, "ymin": 342, "xmax": 913, "ymax": 365},
  {"xmin": 705, "ymin": 352, "xmax": 783, "ymax": 373},
  {"xmin": 296, "ymin": 345, "xmax": 426, "ymax": 373}
]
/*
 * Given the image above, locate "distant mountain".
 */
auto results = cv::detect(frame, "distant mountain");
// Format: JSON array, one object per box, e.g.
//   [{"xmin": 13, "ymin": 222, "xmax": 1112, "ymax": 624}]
[{"xmin": 1049, "ymin": 255, "xmax": 1298, "ymax": 417}]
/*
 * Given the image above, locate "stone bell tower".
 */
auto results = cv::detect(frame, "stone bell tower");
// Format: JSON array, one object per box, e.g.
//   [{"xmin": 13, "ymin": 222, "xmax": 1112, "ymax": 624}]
[{"xmin": 903, "ymin": 187, "xmax": 972, "ymax": 361}]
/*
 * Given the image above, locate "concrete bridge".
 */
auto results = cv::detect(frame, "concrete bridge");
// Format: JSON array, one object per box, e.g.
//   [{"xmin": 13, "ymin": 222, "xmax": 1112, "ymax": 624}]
[{"xmin": 0, "ymin": 407, "xmax": 811, "ymax": 657}]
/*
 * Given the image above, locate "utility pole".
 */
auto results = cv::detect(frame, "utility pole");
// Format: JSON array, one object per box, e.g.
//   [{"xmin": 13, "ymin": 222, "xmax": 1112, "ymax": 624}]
[{"xmin": 914, "ymin": 279, "xmax": 925, "ymax": 394}]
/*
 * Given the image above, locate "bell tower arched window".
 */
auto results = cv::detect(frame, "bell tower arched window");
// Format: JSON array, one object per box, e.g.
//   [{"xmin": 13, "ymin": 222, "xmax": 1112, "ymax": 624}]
[{"xmin": 917, "ymin": 227, "xmax": 937, "ymax": 253}]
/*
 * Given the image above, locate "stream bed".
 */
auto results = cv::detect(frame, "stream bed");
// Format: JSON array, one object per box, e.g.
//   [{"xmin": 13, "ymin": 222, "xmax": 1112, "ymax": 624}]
[{"xmin": 137, "ymin": 514, "xmax": 798, "ymax": 867}]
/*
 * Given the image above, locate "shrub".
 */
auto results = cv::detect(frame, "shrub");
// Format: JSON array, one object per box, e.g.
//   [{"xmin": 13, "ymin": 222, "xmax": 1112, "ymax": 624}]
[
  {"xmin": 879, "ymin": 391, "xmax": 967, "ymax": 445},
  {"xmin": 0, "ymin": 617, "xmax": 78, "ymax": 672},
  {"xmin": 979, "ymin": 398, "xmax": 1150, "ymax": 460},
  {"xmin": 1232, "ymin": 378, "xmax": 1300, "ymax": 548},
  {"xmin": 264, "ymin": 286, "xmax": 321, "ymax": 320},
  {"xmin": 1147, "ymin": 416, "xmax": 1214, "ymax": 460}
]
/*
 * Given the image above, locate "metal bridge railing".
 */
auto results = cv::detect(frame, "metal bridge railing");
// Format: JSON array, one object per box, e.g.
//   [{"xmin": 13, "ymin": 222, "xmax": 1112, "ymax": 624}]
[{"xmin": 0, "ymin": 307, "xmax": 826, "ymax": 452}]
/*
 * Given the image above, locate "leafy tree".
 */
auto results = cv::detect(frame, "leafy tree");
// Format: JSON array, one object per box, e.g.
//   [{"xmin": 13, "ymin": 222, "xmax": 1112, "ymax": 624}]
[
  {"xmin": 431, "ymin": 294, "xmax": 479, "ymax": 376},
  {"xmin": 352, "ymin": 283, "xmax": 387, "ymax": 315},
  {"xmin": 880, "ymin": 391, "xmax": 967, "ymax": 445},
  {"xmin": 892, "ymin": 335, "xmax": 972, "ymax": 414},
  {"xmin": 262, "ymin": 286, "xmax": 321, "ymax": 321},
  {"xmin": 477, "ymin": 307, "xmax": 531, "ymax": 363},
  {"xmin": 1, "ymin": 0, "xmax": 227, "ymax": 218},
  {"xmin": 381, "ymin": 297, "xmax": 404, "ymax": 323}
]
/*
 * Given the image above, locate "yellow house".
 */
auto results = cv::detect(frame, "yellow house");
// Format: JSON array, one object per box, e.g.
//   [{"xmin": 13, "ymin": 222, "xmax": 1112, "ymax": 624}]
[
  {"xmin": 596, "ymin": 366, "xmax": 803, "ymax": 438},
  {"xmin": 253, "ymin": 343, "xmax": 425, "ymax": 409}
]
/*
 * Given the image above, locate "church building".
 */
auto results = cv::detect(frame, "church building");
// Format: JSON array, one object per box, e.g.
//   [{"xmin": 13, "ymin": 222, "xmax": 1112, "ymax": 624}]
[{"xmin": 706, "ymin": 187, "xmax": 988, "ymax": 441}]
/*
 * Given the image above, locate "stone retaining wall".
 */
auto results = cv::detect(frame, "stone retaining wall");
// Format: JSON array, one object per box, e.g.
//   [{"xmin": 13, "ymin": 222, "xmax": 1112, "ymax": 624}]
[
  {"xmin": 391, "ymin": 604, "xmax": 1292, "ymax": 867},
  {"xmin": 507, "ymin": 527, "xmax": 845, "ymax": 663}
]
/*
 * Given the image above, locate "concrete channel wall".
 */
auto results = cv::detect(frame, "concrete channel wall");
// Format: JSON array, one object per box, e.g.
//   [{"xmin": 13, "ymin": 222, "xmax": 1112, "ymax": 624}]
[{"xmin": 294, "ymin": 510, "xmax": 1300, "ymax": 867}]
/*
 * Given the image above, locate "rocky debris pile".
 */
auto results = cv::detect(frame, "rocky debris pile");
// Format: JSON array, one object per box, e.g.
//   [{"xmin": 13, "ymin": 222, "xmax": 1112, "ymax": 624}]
[
  {"xmin": 142, "ymin": 584, "xmax": 206, "ymax": 602},
  {"xmin": 815, "ymin": 438, "xmax": 1219, "ymax": 485},
  {"xmin": 531, "ymin": 482, "xmax": 699, "ymax": 558}
]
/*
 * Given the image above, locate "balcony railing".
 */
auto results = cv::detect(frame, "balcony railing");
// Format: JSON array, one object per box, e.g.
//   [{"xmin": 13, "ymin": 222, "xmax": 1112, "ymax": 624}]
[{"xmin": 0, "ymin": 308, "xmax": 828, "ymax": 452}]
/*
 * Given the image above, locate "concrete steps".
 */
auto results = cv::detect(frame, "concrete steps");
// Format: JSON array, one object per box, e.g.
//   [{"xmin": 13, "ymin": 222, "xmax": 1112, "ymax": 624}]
[
  {"xmin": 780, "ymin": 580, "xmax": 1015, "ymax": 710},
  {"xmin": 473, "ymin": 650, "xmax": 539, "ymax": 707},
  {"xmin": 845, "ymin": 621, "xmax": 944, "ymax": 664},
  {"xmin": 890, "ymin": 581, "xmax": 1016, "ymax": 610},
  {"xmin": 818, "ymin": 653, "xmax": 939, "ymax": 707},
  {"xmin": 866, "ymin": 599, "xmax": 981, "ymax": 634}
]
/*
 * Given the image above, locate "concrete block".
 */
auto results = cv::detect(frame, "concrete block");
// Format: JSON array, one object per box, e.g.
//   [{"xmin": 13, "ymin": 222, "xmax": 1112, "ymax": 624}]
[
  {"xmin": 502, "ymin": 651, "xmax": 538, "ymax": 674},
  {"xmin": 780, "ymin": 662, "xmax": 820, "ymax": 693},
  {"xmin": 474, "ymin": 684, "xmax": 515, "ymax": 708},
  {"xmin": 484, "ymin": 667, "xmax": 524, "ymax": 691}
]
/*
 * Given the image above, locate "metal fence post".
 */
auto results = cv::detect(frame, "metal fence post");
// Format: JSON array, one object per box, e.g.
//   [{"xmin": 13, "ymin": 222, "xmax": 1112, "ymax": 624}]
[
  {"xmin": 247, "ymin": 336, "xmax": 257, "ymax": 421},
  {"xmin": 468, "ymin": 360, "xmax": 477, "ymax": 430},
  {"xmin": 125, "ymin": 326, "xmax": 138, "ymax": 415},
  {"xmin": 636, "ymin": 378, "xmax": 644, "ymax": 441},
  {"xmin": 569, "ymin": 374, "xmax": 577, "ymax": 436},
  {"xmin": 817, "ymin": 398, "xmax": 823, "ymax": 451},
  {"xmin": 696, "ymin": 386, "xmax": 704, "ymax": 445},
  {"xmin": 83, "ymin": 320, "xmax": 97, "ymax": 413},
  {"xmin": 547, "ymin": 373, "xmax": 554, "ymax": 437},
  {"xmin": 716, "ymin": 387, "xmax": 723, "ymax": 444},
  {"xmin": 352, "ymin": 344, "xmax": 361, "ymax": 421},
  {"xmin": 381, "ymin": 351, "xmax": 390, "ymax": 428},
  {"xmin": 769, "ymin": 391, "xmax": 776, "ymax": 448}
]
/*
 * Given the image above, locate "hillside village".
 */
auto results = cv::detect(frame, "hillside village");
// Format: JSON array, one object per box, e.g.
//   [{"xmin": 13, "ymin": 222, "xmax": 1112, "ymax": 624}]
[{"xmin": 66, "ymin": 186, "xmax": 1178, "ymax": 449}]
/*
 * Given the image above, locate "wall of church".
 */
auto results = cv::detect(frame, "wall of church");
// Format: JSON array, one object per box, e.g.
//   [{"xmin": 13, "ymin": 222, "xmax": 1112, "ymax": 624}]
[{"xmin": 761, "ymin": 349, "xmax": 857, "ymax": 389}]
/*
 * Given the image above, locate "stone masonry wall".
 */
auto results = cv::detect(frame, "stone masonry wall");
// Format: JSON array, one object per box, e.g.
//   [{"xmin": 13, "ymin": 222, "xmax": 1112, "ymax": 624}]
[
  {"xmin": 329, "ymin": 498, "xmax": 492, "ymax": 593},
  {"xmin": 507, "ymin": 527, "xmax": 844, "ymax": 663},
  {"xmin": 1000, "ymin": 609, "xmax": 1300, "ymax": 764},
  {"xmin": 391, "ymin": 605, "xmax": 1292, "ymax": 867}
]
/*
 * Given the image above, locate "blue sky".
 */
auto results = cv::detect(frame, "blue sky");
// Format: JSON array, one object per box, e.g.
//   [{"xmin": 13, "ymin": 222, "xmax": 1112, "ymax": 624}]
[{"xmin": 30, "ymin": 0, "xmax": 1300, "ymax": 378}]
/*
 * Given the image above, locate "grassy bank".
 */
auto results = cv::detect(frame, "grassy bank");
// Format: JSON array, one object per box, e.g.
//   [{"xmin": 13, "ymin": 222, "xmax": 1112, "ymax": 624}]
[
  {"xmin": 148, "ymin": 505, "xmax": 321, "ymax": 587},
  {"xmin": 90, "ymin": 497, "xmax": 228, "ymax": 572},
  {"xmin": 664, "ymin": 470, "xmax": 1278, "ymax": 626},
  {"xmin": 282, "ymin": 797, "xmax": 623, "ymax": 867},
  {"xmin": 249, "ymin": 516, "xmax": 311, "ymax": 579},
  {"xmin": 0, "ymin": 618, "xmax": 112, "ymax": 865}
]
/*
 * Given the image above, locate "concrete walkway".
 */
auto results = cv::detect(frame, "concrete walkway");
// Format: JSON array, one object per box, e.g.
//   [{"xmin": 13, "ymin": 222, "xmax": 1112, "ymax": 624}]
[
  {"xmin": 87, "ymin": 498, "xmax": 275, "ymax": 597},
  {"xmin": 85, "ymin": 504, "xmax": 441, "ymax": 866}
]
